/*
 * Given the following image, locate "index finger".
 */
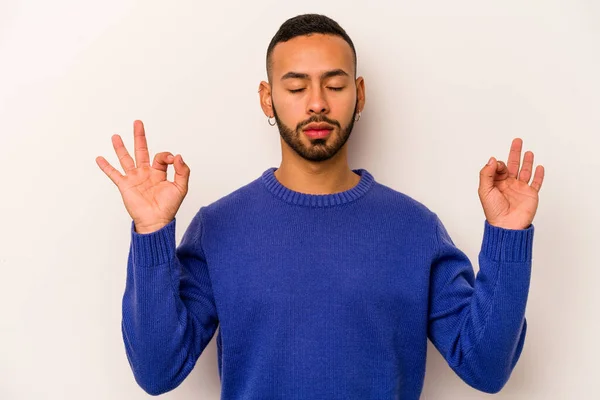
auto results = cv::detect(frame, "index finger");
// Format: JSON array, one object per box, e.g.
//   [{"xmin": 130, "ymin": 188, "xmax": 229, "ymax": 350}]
[
  {"xmin": 506, "ymin": 137, "xmax": 523, "ymax": 179},
  {"xmin": 134, "ymin": 120, "xmax": 151, "ymax": 168}
]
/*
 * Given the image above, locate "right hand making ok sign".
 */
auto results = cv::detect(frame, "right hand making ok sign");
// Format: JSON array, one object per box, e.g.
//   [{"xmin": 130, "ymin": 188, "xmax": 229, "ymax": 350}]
[{"xmin": 96, "ymin": 120, "xmax": 190, "ymax": 234}]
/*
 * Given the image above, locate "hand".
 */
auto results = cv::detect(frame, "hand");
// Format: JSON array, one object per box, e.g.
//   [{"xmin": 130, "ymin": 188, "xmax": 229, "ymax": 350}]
[
  {"xmin": 96, "ymin": 120, "xmax": 190, "ymax": 233},
  {"xmin": 478, "ymin": 138, "xmax": 545, "ymax": 230}
]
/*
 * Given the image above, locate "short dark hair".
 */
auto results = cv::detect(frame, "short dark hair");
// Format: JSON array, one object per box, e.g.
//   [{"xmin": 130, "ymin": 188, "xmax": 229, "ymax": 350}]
[{"xmin": 265, "ymin": 14, "xmax": 357, "ymax": 84}]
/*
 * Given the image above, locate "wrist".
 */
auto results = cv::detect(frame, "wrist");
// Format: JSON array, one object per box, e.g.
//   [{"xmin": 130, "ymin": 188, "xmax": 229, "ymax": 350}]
[{"xmin": 134, "ymin": 220, "xmax": 172, "ymax": 234}]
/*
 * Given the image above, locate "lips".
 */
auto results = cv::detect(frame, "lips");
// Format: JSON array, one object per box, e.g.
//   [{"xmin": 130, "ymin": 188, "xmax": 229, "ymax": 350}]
[
  {"xmin": 303, "ymin": 123, "xmax": 334, "ymax": 139},
  {"xmin": 304, "ymin": 129, "xmax": 332, "ymax": 138},
  {"xmin": 304, "ymin": 123, "xmax": 333, "ymax": 131}
]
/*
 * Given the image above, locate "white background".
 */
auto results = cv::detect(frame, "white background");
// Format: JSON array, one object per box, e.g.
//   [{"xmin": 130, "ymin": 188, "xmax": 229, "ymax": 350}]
[{"xmin": 1, "ymin": 0, "xmax": 598, "ymax": 399}]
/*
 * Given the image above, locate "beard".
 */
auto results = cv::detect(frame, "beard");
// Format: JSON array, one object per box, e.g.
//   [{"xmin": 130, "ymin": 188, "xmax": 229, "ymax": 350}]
[{"xmin": 272, "ymin": 100, "xmax": 358, "ymax": 162}]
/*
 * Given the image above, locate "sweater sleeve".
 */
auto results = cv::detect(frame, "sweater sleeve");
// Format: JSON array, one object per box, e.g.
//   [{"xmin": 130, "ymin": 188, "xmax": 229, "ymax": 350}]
[
  {"xmin": 121, "ymin": 207, "xmax": 219, "ymax": 395},
  {"xmin": 427, "ymin": 213, "xmax": 534, "ymax": 394}
]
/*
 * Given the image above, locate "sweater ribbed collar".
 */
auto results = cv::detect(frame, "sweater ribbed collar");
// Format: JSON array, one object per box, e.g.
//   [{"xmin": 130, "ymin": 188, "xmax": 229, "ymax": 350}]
[{"xmin": 261, "ymin": 167, "xmax": 375, "ymax": 207}]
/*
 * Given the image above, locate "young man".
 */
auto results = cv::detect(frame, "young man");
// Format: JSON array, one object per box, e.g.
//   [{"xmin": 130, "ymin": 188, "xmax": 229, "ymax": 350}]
[{"xmin": 96, "ymin": 13, "xmax": 545, "ymax": 400}]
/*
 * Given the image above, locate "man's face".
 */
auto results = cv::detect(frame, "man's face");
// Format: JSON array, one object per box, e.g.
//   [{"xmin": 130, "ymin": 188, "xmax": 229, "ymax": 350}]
[{"xmin": 265, "ymin": 34, "xmax": 362, "ymax": 162}]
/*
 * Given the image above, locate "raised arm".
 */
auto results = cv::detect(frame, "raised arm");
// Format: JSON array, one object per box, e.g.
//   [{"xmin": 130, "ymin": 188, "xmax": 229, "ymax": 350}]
[
  {"xmin": 427, "ymin": 213, "xmax": 534, "ymax": 393},
  {"xmin": 122, "ymin": 210, "xmax": 219, "ymax": 395},
  {"xmin": 97, "ymin": 120, "xmax": 219, "ymax": 394}
]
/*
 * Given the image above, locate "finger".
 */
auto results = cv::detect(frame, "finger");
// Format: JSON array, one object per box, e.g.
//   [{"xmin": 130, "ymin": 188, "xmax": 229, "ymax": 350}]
[
  {"xmin": 530, "ymin": 165, "xmax": 545, "ymax": 192},
  {"xmin": 172, "ymin": 154, "xmax": 190, "ymax": 194},
  {"xmin": 96, "ymin": 156, "xmax": 124, "ymax": 187},
  {"xmin": 506, "ymin": 138, "xmax": 523, "ymax": 179},
  {"xmin": 495, "ymin": 160, "xmax": 509, "ymax": 181},
  {"xmin": 479, "ymin": 156, "xmax": 498, "ymax": 195},
  {"xmin": 518, "ymin": 151, "xmax": 534, "ymax": 183},
  {"xmin": 111, "ymin": 134, "xmax": 136, "ymax": 173},
  {"xmin": 151, "ymin": 152, "xmax": 175, "ymax": 172},
  {"xmin": 133, "ymin": 120, "xmax": 151, "ymax": 168}
]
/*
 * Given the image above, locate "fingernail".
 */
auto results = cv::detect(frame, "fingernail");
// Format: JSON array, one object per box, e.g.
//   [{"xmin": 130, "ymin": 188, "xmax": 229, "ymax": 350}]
[
  {"xmin": 167, "ymin": 155, "xmax": 174, "ymax": 162},
  {"xmin": 487, "ymin": 157, "xmax": 494, "ymax": 165}
]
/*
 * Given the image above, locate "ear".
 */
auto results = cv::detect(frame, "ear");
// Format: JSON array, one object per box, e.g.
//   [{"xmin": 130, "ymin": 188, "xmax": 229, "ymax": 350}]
[
  {"xmin": 355, "ymin": 76, "xmax": 366, "ymax": 113},
  {"xmin": 258, "ymin": 81, "xmax": 274, "ymax": 117}
]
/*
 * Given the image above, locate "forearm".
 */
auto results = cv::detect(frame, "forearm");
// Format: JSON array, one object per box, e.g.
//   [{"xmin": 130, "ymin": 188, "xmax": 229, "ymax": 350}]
[
  {"xmin": 121, "ymin": 219, "xmax": 206, "ymax": 395},
  {"xmin": 428, "ymin": 217, "xmax": 535, "ymax": 394},
  {"xmin": 450, "ymin": 251, "xmax": 532, "ymax": 393}
]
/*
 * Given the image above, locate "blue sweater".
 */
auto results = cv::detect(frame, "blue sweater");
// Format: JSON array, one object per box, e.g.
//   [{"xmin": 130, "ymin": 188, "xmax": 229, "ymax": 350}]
[{"xmin": 122, "ymin": 166, "xmax": 534, "ymax": 399}]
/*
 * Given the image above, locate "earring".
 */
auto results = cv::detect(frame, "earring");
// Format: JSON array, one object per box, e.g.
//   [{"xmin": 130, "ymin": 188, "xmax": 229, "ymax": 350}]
[
  {"xmin": 268, "ymin": 115, "xmax": 276, "ymax": 126},
  {"xmin": 354, "ymin": 111, "xmax": 362, "ymax": 122}
]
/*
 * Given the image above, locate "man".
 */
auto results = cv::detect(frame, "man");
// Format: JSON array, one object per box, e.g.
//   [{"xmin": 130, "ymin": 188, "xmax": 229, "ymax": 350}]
[{"xmin": 96, "ymin": 13, "xmax": 545, "ymax": 399}]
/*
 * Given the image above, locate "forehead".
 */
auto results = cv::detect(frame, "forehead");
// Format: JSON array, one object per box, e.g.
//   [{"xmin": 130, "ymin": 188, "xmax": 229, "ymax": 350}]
[{"xmin": 271, "ymin": 33, "xmax": 354, "ymax": 79}]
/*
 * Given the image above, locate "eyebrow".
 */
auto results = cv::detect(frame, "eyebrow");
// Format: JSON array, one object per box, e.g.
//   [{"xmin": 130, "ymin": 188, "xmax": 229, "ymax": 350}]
[{"xmin": 280, "ymin": 69, "xmax": 349, "ymax": 81}]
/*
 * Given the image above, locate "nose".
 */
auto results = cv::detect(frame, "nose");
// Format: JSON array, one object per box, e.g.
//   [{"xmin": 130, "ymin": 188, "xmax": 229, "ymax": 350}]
[{"xmin": 306, "ymin": 87, "xmax": 330, "ymax": 115}]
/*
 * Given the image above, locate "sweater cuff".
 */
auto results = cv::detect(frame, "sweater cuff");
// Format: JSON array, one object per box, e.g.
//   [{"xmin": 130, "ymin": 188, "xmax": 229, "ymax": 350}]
[
  {"xmin": 480, "ymin": 219, "xmax": 535, "ymax": 263},
  {"xmin": 130, "ymin": 218, "xmax": 177, "ymax": 267}
]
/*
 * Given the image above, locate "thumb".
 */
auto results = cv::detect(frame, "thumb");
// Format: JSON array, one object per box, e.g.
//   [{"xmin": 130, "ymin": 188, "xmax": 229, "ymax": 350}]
[
  {"xmin": 172, "ymin": 154, "xmax": 190, "ymax": 194},
  {"xmin": 479, "ymin": 156, "xmax": 497, "ymax": 195}
]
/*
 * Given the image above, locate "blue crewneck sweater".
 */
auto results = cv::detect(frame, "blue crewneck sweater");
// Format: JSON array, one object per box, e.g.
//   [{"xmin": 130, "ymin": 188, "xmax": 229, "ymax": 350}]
[{"xmin": 121, "ymin": 166, "xmax": 534, "ymax": 399}]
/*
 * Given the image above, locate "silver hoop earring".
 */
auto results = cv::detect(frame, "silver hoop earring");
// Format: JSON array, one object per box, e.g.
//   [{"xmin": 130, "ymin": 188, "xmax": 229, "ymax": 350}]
[
  {"xmin": 354, "ymin": 111, "xmax": 362, "ymax": 122},
  {"xmin": 268, "ymin": 116, "xmax": 276, "ymax": 126}
]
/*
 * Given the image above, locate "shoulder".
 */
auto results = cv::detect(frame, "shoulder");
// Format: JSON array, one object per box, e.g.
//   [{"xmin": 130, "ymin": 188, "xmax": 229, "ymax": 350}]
[
  {"xmin": 363, "ymin": 180, "xmax": 439, "ymax": 251},
  {"xmin": 371, "ymin": 181, "xmax": 437, "ymax": 223},
  {"xmin": 198, "ymin": 174, "xmax": 265, "ymax": 225}
]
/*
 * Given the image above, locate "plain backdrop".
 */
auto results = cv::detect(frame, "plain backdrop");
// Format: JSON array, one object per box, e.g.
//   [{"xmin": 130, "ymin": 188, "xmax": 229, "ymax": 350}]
[{"xmin": 1, "ymin": 0, "xmax": 599, "ymax": 399}]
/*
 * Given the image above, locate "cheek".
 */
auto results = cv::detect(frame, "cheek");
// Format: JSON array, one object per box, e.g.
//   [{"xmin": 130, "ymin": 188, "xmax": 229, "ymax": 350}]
[
  {"xmin": 276, "ymin": 97, "xmax": 305, "ymax": 126},
  {"xmin": 330, "ymin": 94, "xmax": 356, "ymax": 113},
  {"xmin": 344, "ymin": 92, "xmax": 358, "ymax": 109}
]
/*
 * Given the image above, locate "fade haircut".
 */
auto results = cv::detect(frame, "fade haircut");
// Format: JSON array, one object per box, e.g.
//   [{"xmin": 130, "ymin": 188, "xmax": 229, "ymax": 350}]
[{"xmin": 265, "ymin": 13, "xmax": 357, "ymax": 84}]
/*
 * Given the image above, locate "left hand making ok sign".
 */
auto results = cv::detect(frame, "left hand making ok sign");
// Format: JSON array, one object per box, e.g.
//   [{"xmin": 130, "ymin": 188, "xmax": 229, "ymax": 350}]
[{"xmin": 478, "ymin": 138, "xmax": 545, "ymax": 230}]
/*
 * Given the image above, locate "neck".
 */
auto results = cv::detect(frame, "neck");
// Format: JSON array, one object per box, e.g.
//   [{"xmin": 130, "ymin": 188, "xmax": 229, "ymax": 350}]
[{"xmin": 274, "ymin": 148, "xmax": 360, "ymax": 195}]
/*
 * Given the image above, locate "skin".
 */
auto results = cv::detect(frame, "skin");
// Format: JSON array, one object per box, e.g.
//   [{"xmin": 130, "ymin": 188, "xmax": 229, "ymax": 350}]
[
  {"xmin": 477, "ymin": 138, "xmax": 545, "ymax": 230},
  {"xmin": 258, "ymin": 33, "xmax": 366, "ymax": 195}
]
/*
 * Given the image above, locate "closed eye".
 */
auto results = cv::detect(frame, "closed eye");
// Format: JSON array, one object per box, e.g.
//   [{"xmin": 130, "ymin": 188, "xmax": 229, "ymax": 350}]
[{"xmin": 288, "ymin": 87, "xmax": 345, "ymax": 94}]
